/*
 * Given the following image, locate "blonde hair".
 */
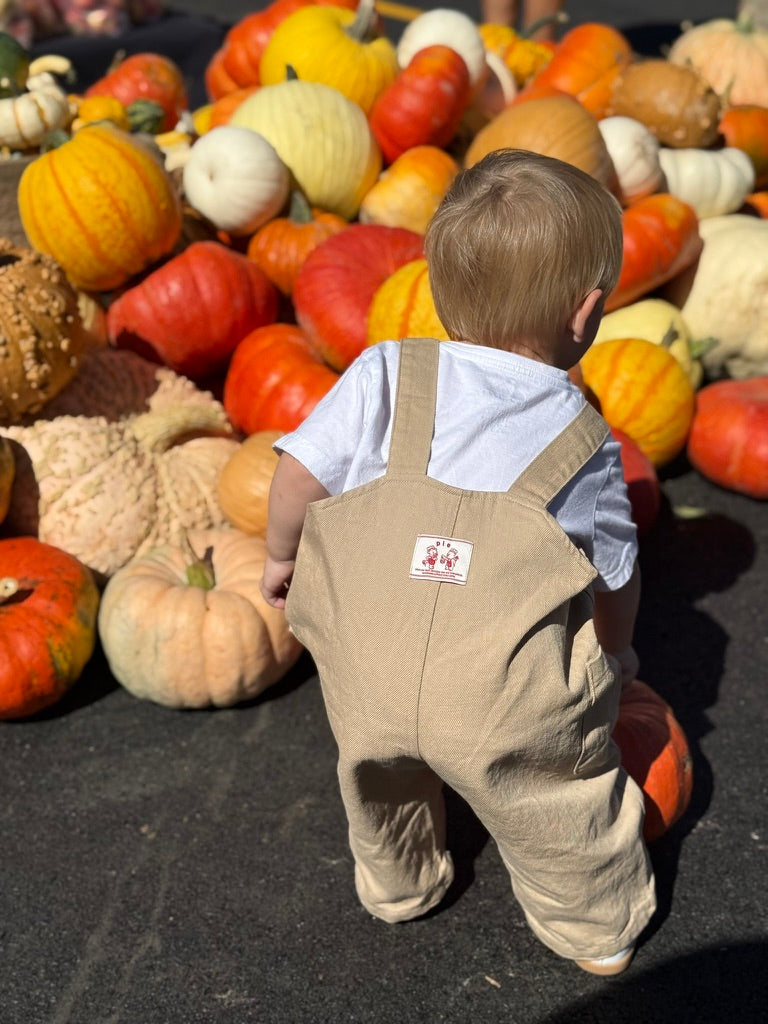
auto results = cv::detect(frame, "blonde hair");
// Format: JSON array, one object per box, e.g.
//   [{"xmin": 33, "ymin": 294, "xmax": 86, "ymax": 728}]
[{"xmin": 424, "ymin": 149, "xmax": 623, "ymax": 348}]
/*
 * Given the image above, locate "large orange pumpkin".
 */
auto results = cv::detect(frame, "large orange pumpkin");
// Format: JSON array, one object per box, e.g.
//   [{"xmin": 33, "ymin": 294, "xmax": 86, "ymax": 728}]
[
  {"xmin": 0, "ymin": 537, "xmax": 100, "ymax": 719},
  {"xmin": 217, "ymin": 430, "xmax": 282, "ymax": 537},
  {"xmin": 366, "ymin": 259, "xmax": 449, "ymax": 345},
  {"xmin": 613, "ymin": 679, "xmax": 694, "ymax": 843},
  {"xmin": 17, "ymin": 124, "xmax": 182, "ymax": 293}
]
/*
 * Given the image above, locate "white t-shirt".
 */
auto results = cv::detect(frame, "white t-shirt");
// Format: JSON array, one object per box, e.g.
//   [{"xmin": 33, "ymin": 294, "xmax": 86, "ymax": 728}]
[{"xmin": 276, "ymin": 341, "xmax": 637, "ymax": 592}]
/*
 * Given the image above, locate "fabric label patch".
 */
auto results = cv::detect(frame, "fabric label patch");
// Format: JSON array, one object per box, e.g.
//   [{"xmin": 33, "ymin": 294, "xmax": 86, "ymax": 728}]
[{"xmin": 410, "ymin": 535, "xmax": 473, "ymax": 585}]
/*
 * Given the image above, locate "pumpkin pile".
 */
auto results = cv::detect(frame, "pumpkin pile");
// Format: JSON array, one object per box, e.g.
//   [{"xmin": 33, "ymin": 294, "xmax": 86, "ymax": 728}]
[{"xmin": 8, "ymin": 3, "xmax": 768, "ymax": 836}]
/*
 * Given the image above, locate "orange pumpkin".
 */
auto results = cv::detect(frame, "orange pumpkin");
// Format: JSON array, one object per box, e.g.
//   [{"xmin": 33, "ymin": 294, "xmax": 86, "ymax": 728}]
[
  {"xmin": 217, "ymin": 430, "xmax": 282, "ymax": 536},
  {"xmin": 17, "ymin": 124, "xmax": 182, "ymax": 293},
  {"xmin": 718, "ymin": 104, "xmax": 768, "ymax": 189},
  {"xmin": 204, "ymin": 45, "xmax": 240, "ymax": 101},
  {"xmin": 366, "ymin": 258, "xmax": 449, "ymax": 344},
  {"xmin": 686, "ymin": 377, "xmax": 768, "ymax": 499},
  {"xmin": 208, "ymin": 85, "xmax": 261, "ymax": 128},
  {"xmin": 246, "ymin": 191, "xmax": 348, "ymax": 296},
  {"xmin": 613, "ymin": 679, "xmax": 694, "ymax": 843},
  {"xmin": 359, "ymin": 145, "xmax": 459, "ymax": 235},
  {"xmin": 84, "ymin": 52, "xmax": 188, "ymax": 132},
  {"xmin": 579, "ymin": 337, "xmax": 696, "ymax": 467},
  {"xmin": 0, "ymin": 537, "xmax": 100, "ymax": 719},
  {"xmin": 528, "ymin": 21, "xmax": 633, "ymax": 118},
  {"xmin": 605, "ymin": 194, "xmax": 703, "ymax": 313},
  {"xmin": 223, "ymin": 323, "xmax": 340, "ymax": 434}
]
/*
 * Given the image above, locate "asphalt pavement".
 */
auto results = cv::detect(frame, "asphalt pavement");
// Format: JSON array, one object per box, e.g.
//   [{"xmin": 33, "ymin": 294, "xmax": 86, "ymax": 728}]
[{"xmin": 5, "ymin": 3, "xmax": 768, "ymax": 1023}]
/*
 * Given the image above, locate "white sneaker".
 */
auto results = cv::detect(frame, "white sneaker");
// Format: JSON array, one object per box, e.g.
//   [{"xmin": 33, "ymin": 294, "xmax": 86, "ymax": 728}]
[{"xmin": 574, "ymin": 944, "xmax": 635, "ymax": 976}]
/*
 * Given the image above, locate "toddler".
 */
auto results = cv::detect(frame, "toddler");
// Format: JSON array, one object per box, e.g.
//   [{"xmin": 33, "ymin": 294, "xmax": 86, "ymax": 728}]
[{"xmin": 261, "ymin": 149, "xmax": 656, "ymax": 976}]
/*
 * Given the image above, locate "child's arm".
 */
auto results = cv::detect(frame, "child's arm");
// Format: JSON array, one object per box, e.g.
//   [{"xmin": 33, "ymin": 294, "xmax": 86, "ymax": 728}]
[
  {"xmin": 260, "ymin": 453, "xmax": 330, "ymax": 608},
  {"xmin": 593, "ymin": 560, "xmax": 641, "ymax": 686}
]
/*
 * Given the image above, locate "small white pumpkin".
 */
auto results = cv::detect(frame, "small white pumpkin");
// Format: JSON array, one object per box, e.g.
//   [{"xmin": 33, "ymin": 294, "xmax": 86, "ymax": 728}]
[
  {"xmin": 597, "ymin": 115, "xmax": 663, "ymax": 205},
  {"xmin": 0, "ymin": 72, "xmax": 71, "ymax": 151},
  {"xmin": 658, "ymin": 146, "xmax": 755, "ymax": 218},
  {"xmin": 397, "ymin": 9, "xmax": 487, "ymax": 89},
  {"xmin": 182, "ymin": 125, "xmax": 291, "ymax": 235}
]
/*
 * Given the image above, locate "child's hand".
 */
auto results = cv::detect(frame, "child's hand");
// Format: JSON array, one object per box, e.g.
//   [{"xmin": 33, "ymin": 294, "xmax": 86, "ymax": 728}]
[
  {"xmin": 615, "ymin": 646, "xmax": 640, "ymax": 689},
  {"xmin": 260, "ymin": 557, "xmax": 295, "ymax": 609}
]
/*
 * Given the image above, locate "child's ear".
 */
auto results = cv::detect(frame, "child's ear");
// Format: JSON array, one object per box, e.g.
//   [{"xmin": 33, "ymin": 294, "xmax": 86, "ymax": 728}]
[{"xmin": 570, "ymin": 289, "xmax": 604, "ymax": 343}]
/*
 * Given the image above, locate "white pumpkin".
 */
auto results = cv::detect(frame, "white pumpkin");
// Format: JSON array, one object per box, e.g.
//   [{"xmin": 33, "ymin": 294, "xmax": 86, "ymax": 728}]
[
  {"xmin": 182, "ymin": 125, "xmax": 291, "ymax": 235},
  {"xmin": 658, "ymin": 146, "xmax": 755, "ymax": 218},
  {"xmin": 597, "ymin": 116, "xmax": 663, "ymax": 205},
  {"xmin": 662, "ymin": 214, "xmax": 768, "ymax": 379},
  {"xmin": 397, "ymin": 9, "xmax": 487, "ymax": 88},
  {"xmin": 230, "ymin": 78, "xmax": 381, "ymax": 219},
  {"xmin": 0, "ymin": 72, "xmax": 71, "ymax": 151}
]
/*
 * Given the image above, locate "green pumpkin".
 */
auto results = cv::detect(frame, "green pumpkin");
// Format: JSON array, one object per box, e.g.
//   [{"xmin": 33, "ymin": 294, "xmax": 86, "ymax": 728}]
[{"xmin": 0, "ymin": 32, "xmax": 30, "ymax": 99}]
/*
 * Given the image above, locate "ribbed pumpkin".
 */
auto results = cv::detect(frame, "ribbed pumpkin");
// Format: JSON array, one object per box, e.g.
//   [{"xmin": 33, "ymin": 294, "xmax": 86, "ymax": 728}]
[
  {"xmin": 579, "ymin": 336, "xmax": 696, "ymax": 467},
  {"xmin": 613, "ymin": 679, "xmax": 693, "ymax": 843},
  {"xmin": 367, "ymin": 259, "xmax": 449, "ymax": 345},
  {"xmin": 359, "ymin": 145, "xmax": 459, "ymax": 234},
  {"xmin": 230, "ymin": 77, "xmax": 382, "ymax": 219},
  {"xmin": 259, "ymin": 0, "xmax": 398, "ymax": 114},
  {"xmin": 0, "ymin": 537, "xmax": 100, "ymax": 720},
  {"xmin": 17, "ymin": 124, "xmax": 182, "ymax": 293},
  {"xmin": 217, "ymin": 429, "xmax": 282, "ymax": 536},
  {"xmin": 463, "ymin": 94, "xmax": 618, "ymax": 193}
]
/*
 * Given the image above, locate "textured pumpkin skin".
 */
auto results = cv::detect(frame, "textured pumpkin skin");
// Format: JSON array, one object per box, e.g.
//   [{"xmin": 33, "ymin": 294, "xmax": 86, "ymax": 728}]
[
  {"xmin": 18, "ymin": 124, "xmax": 182, "ymax": 293},
  {"xmin": 579, "ymin": 337, "xmax": 696, "ymax": 468},
  {"xmin": 0, "ymin": 537, "xmax": 99, "ymax": 720},
  {"xmin": 613, "ymin": 679, "xmax": 694, "ymax": 843},
  {"xmin": 528, "ymin": 21, "xmax": 633, "ymax": 118},
  {"xmin": 464, "ymin": 94, "xmax": 618, "ymax": 193},
  {"xmin": 686, "ymin": 377, "xmax": 768, "ymax": 499},
  {"xmin": 367, "ymin": 259, "xmax": 449, "ymax": 345},
  {"xmin": 223, "ymin": 323, "xmax": 340, "ymax": 435},
  {"xmin": 98, "ymin": 528, "xmax": 303, "ymax": 709},
  {"xmin": 107, "ymin": 241, "xmax": 278, "ymax": 380},
  {"xmin": 605, "ymin": 194, "xmax": 703, "ymax": 313},
  {"xmin": 217, "ymin": 429, "xmax": 281, "ymax": 536},
  {"xmin": 293, "ymin": 223, "xmax": 424, "ymax": 370},
  {"xmin": 84, "ymin": 52, "xmax": 189, "ymax": 132}
]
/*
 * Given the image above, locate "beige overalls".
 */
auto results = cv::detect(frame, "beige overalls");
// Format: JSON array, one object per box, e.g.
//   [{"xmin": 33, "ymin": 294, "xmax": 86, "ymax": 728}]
[{"xmin": 286, "ymin": 338, "xmax": 656, "ymax": 961}]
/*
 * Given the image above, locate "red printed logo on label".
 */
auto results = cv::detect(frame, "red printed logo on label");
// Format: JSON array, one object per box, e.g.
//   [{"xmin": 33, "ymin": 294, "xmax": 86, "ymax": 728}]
[{"xmin": 410, "ymin": 535, "xmax": 473, "ymax": 585}]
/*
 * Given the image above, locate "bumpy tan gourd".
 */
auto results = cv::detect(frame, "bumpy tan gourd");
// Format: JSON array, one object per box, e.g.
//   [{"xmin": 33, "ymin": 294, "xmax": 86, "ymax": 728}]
[
  {"xmin": 0, "ymin": 239, "xmax": 94, "ymax": 424},
  {"xmin": 607, "ymin": 60, "xmax": 722, "ymax": 148},
  {"xmin": 0, "ymin": 347, "xmax": 240, "ymax": 579}
]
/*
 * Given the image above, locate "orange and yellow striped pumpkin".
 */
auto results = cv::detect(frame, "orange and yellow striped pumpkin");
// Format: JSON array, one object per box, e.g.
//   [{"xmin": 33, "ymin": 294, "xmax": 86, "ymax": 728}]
[
  {"xmin": 17, "ymin": 123, "xmax": 182, "ymax": 292},
  {"xmin": 579, "ymin": 336, "xmax": 695, "ymax": 467},
  {"xmin": 366, "ymin": 258, "xmax": 449, "ymax": 345}
]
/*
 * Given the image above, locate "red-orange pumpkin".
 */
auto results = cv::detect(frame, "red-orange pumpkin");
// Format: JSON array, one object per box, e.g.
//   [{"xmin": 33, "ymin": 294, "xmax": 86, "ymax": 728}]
[
  {"xmin": 293, "ymin": 223, "xmax": 424, "ymax": 371},
  {"xmin": 223, "ymin": 323, "xmax": 340, "ymax": 434},
  {"xmin": 718, "ymin": 104, "xmax": 768, "ymax": 190},
  {"xmin": 611, "ymin": 427, "xmax": 661, "ymax": 537},
  {"xmin": 0, "ymin": 537, "xmax": 100, "ymax": 719},
  {"xmin": 613, "ymin": 678, "xmax": 694, "ymax": 843},
  {"xmin": 85, "ymin": 52, "xmax": 189, "ymax": 132},
  {"xmin": 686, "ymin": 377, "xmax": 768, "ymax": 499},
  {"xmin": 605, "ymin": 194, "xmax": 703, "ymax": 313},
  {"xmin": 107, "ymin": 241, "xmax": 278, "ymax": 381}
]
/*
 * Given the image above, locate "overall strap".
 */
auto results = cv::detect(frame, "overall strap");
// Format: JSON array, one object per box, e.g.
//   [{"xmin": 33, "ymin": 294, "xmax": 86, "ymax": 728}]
[
  {"xmin": 510, "ymin": 400, "xmax": 610, "ymax": 507},
  {"xmin": 387, "ymin": 338, "xmax": 441, "ymax": 476}
]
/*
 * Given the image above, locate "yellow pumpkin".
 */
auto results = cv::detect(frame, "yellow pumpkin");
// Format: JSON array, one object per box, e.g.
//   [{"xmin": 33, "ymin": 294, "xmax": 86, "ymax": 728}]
[
  {"xmin": 367, "ymin": 258, "xmax": 450, "ymax": 345},
  {"xmin": 73, "ymin": 94, "xmax": 131, "ymax": 130},
  {"xmin": 216, "ymin": 430, "xmax": 281, "ymax": 537},
  {"xmin": 0, "ymin": 436, "xmax": 14, "ymax": 524},
  {"xmin": 259, "ymin": 0, "xmax": 398, "ymax": 114},
  {"xmin": 464, "ymin": 94, "xmax": 618, "ymax": 193},
  {"xmin": 17, "ymin": 123, "xmax": 182, "ymax": 292},
  {"xmin": 231, "ymin": 78, "xmax": 381, "ymax": 219},
  {"xmin": 359, "ymin": 145, "xmax": 459, "ymax": 234},
  {"xmin": 580, "ymin": 336, "xmax": 696, "ymax": 467}
]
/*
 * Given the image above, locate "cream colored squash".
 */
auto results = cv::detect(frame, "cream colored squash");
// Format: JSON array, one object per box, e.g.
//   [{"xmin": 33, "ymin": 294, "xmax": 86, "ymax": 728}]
[
  {"xmin": 0, "ymin": 72, "xmax": 71, "ymax": 151},
  {"xmin": 396, "ymin": 9, "xmax": 488, "ymax": 89},
  {"xmin": 658, "ymin": 146, "xmax": 755, "ymax": 218},
  {"xmin": 594, "ymin": 298, "xmax": 701, "ymax": 387},
  {"xmin": 662, "ymin": 214, "xmax": 768, "ymax": 378},
  {"xmin": 230, "ymin": 78, "xmax": 381, "ymax": 219},
  {"xmin": 597, "ymin": 116, "xmax": 663, "ymax": 205},
  {"xmin": 182, "ymin": 125, "xmax": 291, "ymax": 235}
]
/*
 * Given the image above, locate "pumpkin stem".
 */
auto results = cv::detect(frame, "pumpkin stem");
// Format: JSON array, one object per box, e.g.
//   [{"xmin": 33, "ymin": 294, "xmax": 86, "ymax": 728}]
[
  {"xmin": 184, "ymin": 544, "xmax": 216, "ymax": 590},
  {"xmin": 285, "ymin": 64, "xmax": 299, "ymax": 81},
  {"xmin": 106, "ymin": 48, "xmax": 126, "ymax": 74},
  {"xmin": 522, "ymin": 11, "xmax": 569, "ymax": 39},
  {"xmin": 347, "ymin": 0, "xmax": 380, "ymax": 42},
  {"xmin": 131, "ymin": 405, "xmax": 234, "ymax": 454},
  {"xmin": 0, "ymin": 576, "xmax": 19, "ymax": 603},
  {"xmin": 288, "ymin": 189, "xmax": 314, "ymax": 224},
  {"xmin": 660, "ymin": 324, "xmax": 679, "ymax": 348}
]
